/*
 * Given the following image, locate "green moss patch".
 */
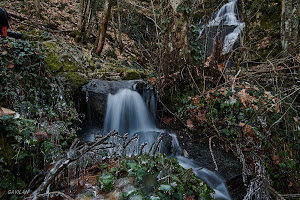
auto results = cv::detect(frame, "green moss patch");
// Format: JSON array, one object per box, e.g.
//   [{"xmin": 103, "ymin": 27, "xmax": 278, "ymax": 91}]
[
  {"xmin": 44, "ymin": 52, "xmax": 62, "ymax": 72},
  {"xmin": 62, "ymin": 55, "xmax": 79, "ymax": 72},
  {"xmin": 124, "ymin": 70, "xmax": 141, "ymax": 80},
  {"xmin": 65, "ymin": 72, "xmax": 88, "ymax": 88}
]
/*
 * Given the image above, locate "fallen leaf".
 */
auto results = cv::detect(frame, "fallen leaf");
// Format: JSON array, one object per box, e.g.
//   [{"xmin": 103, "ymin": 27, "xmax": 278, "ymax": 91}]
[
  {"xmin": 293, "ymin": 117, "xmax": 298, "ymax": 123},
  {"xmin": 243, "ymin": 124, "xmax": 254, "ymax": 136},
  {"xmin": 0, "ymin": 107, "xmax": 16, "ymax": 117},
  {"xmin": 197, "ymin": 111, "xmax": 206, "ymax": 122},
  {"xmin": 1, "ymin": 50, "xmax": 7, "ymax": 55},
  {"xmin": 243, "ymin": 147, "xmax": 252, "ymax": 152},
  {"xmin": 36, "ymin": 130, "xmax": 49, "ymax": 143},
  {"xmin": 239, "ymin": 122, "xmax": 245, "ymax": 127},
  {"xmin": 163, "ymin": 116, "xmax": 172, "ymax": 125},
  {"xmin": 6, "ymin": 63, "xmax": 14, "ymax": 69},
  {"xmin": 252, "ymin": 105, "xmax": 258, "ymax": 110},
  {"xmin": 217, "ymin": 63, "xmax": 225, "ymax": 72},
  {"xmin": 186, "ymin": 119, "xmax": 194, "ymax": 129}
]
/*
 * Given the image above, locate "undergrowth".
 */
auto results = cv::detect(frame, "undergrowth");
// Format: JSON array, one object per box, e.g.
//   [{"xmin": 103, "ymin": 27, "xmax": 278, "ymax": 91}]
[{"xmin": 0, "ymin": 38, "xmax": 79, "ymax": 199}]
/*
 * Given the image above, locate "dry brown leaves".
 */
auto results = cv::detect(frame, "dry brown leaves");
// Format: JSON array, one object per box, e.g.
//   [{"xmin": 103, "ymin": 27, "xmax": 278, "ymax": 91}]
[
  {"xmin": 186, "ymin": 119, "xmax": 194, "ymax": 130},
  {"xmin": 0, "ymin": 107, "xmax": 16, "ymax": 117}
]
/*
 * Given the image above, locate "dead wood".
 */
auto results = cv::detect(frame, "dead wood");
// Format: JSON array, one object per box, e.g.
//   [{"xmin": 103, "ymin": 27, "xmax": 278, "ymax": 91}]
[{"xmin": 27, "ymin": 130, "xmax": 117, "ymax": 200}]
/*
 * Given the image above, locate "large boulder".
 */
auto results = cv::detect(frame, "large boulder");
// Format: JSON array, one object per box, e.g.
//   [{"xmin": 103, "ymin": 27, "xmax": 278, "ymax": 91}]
[{"xmin": 79, "ymin": 80, "xmax": 146, "ymax": 128}]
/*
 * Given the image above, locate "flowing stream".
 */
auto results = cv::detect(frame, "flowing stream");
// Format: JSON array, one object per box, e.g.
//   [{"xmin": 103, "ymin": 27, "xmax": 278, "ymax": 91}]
[
  {"xmin": 200, "ymin": 0, "xmax": 245, "ymax": 54},
  {"xmin": 102, "ymin": 88, "xmax": 232, "ymax": 200}
]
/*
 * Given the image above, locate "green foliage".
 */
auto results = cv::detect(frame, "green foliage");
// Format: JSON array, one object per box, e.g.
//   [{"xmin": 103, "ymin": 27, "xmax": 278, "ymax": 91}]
[
  {"xmin": 0, "ymin": 116, "xmax": 38, "ymax": 199},
  {"xmin": 103, "ymin": 153, "xmax": 214, "ymax": 199},
  {"xmin": 0, "ymin": 38, "xmax": 79, "ymax": 199},
  {"xmin": 97, "ymin": 172, "xmax": 114, "ymax": 192},
  {"xmin": 188, "ymin": 25, "xmax": 205, "ymax": 65},
  {"xmin": 176, "ymin": 81, "xmax": 300, "ymax": 192}
]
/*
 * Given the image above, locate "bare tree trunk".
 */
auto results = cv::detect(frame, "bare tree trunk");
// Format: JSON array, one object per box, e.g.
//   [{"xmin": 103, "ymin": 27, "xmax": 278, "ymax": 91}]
[
  {"xmin": 85, "ymin": 11, "xmax": 96, "ymax": 41},
  {"xmin": 94, "ymin": 0, "xmax": 112, "ymax": 55},
  {"xmin": 281, "ymin": 0, "xmax": 299, "ymax": 52},
  {"xmin": 81, "ymin": 0, "xmax": 91, "ymax": 34},
  {"xmin": 78, "ymin": 0, "xmax": 85, "ymax": 30},
  {"xmin": 117, "ymin": 0, "xmax": 123, "ymax": 51}
]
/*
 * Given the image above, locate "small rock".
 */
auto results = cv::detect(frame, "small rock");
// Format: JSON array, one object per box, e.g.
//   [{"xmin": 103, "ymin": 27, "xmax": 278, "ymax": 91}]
[{"xmin": 183, "ymin": 149, "xmax": 189, "ymax": 158}]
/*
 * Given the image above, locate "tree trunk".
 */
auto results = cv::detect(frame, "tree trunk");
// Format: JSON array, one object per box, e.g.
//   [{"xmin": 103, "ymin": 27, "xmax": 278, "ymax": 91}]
[
  {"xmin": 117, "ymin": 0, "xmax": 123, "ymax": 51},
  {"xmin": 86, "ymin": 13, "xmax": 96, "ymax": 39},
  {"xmin": 281, "ymin": 0, "xmax": 299, "ymax": 52},
  {"xmin": 94, "ymin": 0, "xmax": 112, "ymax": 55},
  {"xmin": 78, "ymin": 0, "xmax": 85, "ymax": 30}
]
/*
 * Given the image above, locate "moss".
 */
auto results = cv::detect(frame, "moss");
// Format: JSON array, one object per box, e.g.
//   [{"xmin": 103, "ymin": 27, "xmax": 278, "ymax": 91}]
[
  {"xmin": 123, "ymin": 70, "xmax": 141, "ymax": 80},
  {"xmin": 62, "ymin": 55, "xmax": 79, "ymax": 72},
  {"xmin": 86, "ymin": 56, "xmax": 95, "ymax": 70},
  {"xmin": 45, "ymin": 52, "xmax": 62, "ymax": 72},
  {"xmin": 65, "ymin": 72, "xmax": 88, "ymax": 88},
  {"xmin": 43, "ymin": 40, "xmax": 58, "ymax": 51}
]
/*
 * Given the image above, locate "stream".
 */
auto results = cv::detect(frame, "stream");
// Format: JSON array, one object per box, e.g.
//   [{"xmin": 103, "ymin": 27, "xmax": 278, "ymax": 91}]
[
  {"xmin": 77, "ymin": 1, "xmax": 247, "ymax": 199},
  {"xmin": 81, "ymin": 84, "xmax": 232, "ymax": 200}
]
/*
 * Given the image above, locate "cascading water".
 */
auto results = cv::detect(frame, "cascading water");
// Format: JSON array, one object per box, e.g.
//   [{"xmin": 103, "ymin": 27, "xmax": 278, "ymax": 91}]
[
  {"xmin": 201, "ymin": 0, "xmax": 245, "ymax": 54},
  {"xmin": 103, "ymin": 88, "xmax": 232, "ymax": 200},
  {"xmin": 104, "ymin": 88, "xmax": 158, "ymax": 135}
]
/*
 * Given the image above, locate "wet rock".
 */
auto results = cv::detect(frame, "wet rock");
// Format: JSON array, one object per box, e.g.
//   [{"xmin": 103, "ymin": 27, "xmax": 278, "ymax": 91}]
[{"xmin": 79, "ymin": 80, "xmax": 146, "ymax": 128}]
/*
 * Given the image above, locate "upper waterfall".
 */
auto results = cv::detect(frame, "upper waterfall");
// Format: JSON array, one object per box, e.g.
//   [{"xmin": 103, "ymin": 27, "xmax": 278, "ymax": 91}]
[{"xmin": 203, "ymin": 0, "xmax": 245, "ymax": 54}]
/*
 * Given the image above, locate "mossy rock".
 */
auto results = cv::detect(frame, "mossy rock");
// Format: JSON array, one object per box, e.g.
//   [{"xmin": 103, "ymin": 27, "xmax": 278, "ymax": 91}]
[
  {"xmin": 45, "ymin": 52, "xmax": 62, "ymax": 72},
  {"xmin": 65, "ymin": 72, "xmax": 88, "ymax": 88},
  {"xmin": 43, "ymin": 40, "xmax": 58, "ymax": 50},
  {"xmin": 124, "ymin": 70, "xmax": 141, "ymax": 80},
  {"xmin": 62, "ymin": 55, "xmax": 79, "ymax": 72}
]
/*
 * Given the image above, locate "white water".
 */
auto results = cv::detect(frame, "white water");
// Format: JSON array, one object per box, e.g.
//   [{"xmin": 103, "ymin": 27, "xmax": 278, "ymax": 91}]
[
  {"xmin": 104, "ymin": 88, "xmax": 158, "ymax": 135},
  {"xmin": 103, "ymin": 88, "xmax": 232, "ymax": 200},
  {"xmin": 204, "ymin": 0, "xmax": 245, "ymax": 54}
]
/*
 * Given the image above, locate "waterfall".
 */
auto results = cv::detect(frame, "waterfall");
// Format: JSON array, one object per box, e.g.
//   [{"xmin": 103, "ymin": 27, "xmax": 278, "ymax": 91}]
[
  {"xmin": 202, "ymin": 0, "xmax": 245, "ymax": 54},
  {"xmin": 104, "ymin": 88, "xmax": 157, "ymax": 135},
  {"xmin": 103, "ymin": 88, "xmax": 232, "ymax": 200}
]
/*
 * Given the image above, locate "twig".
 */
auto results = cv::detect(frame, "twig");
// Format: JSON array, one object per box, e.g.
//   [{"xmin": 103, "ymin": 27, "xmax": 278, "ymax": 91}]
[
  {"xmin": 209, "ymin": 136, "xmax": 218, "ymax": 171},
  {"xmin": 123, "ymin": 134, "xmax": 139, "ymax": 155},
  {"xmin": 139, "ymin": 142, "xmax": 147, "ymax": 154},
  {"xmin": 34, "ymin": 191, "xmax": 74, "ymax": 200},
  {"xmin": 156, "ymin": 95, "xmax": 189, "ymax": 129},
  {"xmin": 29, "ymin": 130, "xmax": 117, "ymax": 199},
  {"xmin": 153, "ymin": 135, "xmax": 164, "ymax": 155},
  {"xmin": 261, "ymin": 178, "xmax": 285, "ymax": 200},
  {"xmin": 281, "ymin": 194, "xmax": 300, "ymax": 198}
]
